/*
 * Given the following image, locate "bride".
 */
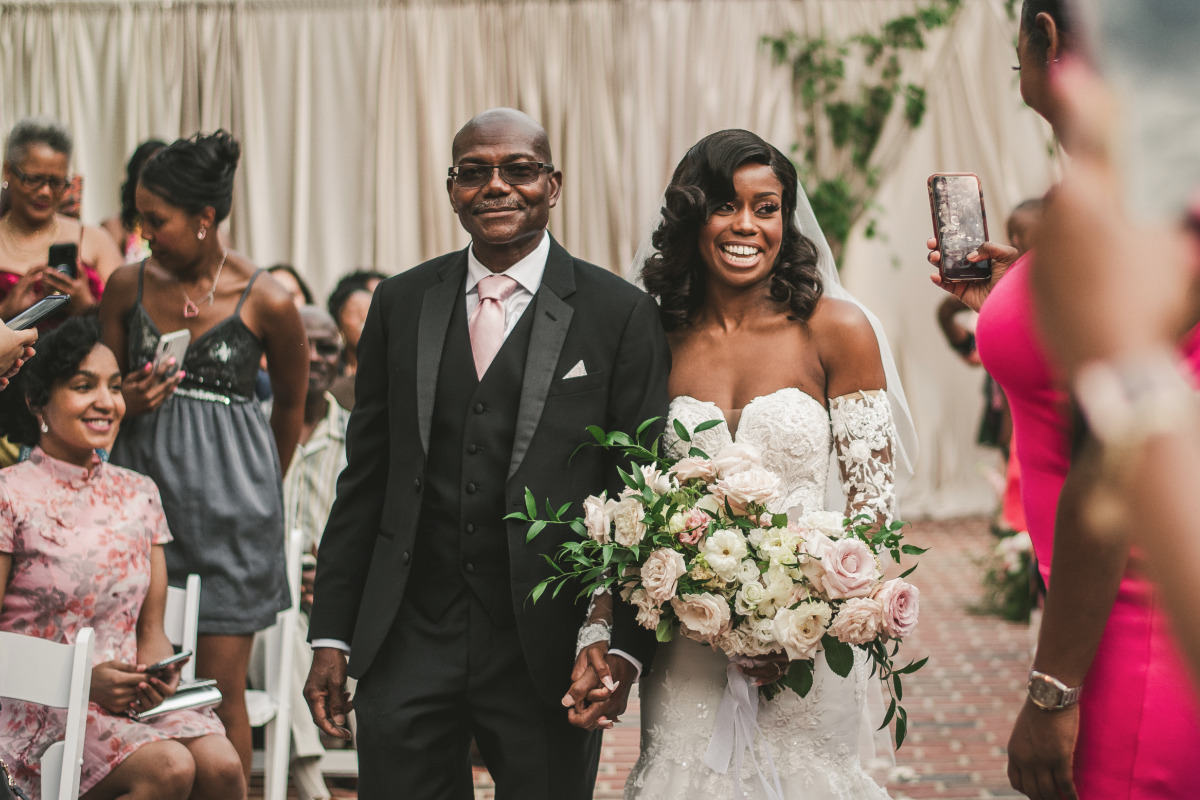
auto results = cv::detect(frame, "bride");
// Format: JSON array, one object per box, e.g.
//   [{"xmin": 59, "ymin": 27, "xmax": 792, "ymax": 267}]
[{"xmin": 570, "ymin": 129, "xmax": 917, "ymax": 799}]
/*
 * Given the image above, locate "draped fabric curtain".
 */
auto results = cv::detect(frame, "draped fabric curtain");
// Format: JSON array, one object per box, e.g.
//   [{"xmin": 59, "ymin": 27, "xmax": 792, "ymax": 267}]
[{"xmin": 0, "ymin": 0, "xmax": 1057, "ymax": 516}]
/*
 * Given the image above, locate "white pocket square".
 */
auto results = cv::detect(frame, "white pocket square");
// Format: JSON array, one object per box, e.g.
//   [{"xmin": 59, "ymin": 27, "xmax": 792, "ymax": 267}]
[{"xmin": 562, "ymin": 360, "xmax": 588, "ymax": 379}]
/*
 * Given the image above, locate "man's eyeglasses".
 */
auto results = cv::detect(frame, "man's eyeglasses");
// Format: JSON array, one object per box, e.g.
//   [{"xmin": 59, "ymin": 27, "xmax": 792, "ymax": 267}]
[
  {"xmin": 309, "ymin": 338, "xmax": 343, "ymax": 358},
  {"xmin": 8, "ymin": 165, "xmax": 72, "ymax": 193},
  {"xmin": 448, "ymin": 162, "xmax": 553, "ymax": 188}
]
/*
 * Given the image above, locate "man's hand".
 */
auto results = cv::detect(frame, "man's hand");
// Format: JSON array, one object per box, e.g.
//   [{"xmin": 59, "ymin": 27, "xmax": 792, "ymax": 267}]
[
  {"xmin": 304, "ymin": 647, "xmax": 354, "ymax": 740},
  {"xmin": 564, "ymin": 644, "xmax": 635, "ymax": 731},
  {"xmin": 1007, "ymin": 699, "xmax": 1079, "ymax": 800}
]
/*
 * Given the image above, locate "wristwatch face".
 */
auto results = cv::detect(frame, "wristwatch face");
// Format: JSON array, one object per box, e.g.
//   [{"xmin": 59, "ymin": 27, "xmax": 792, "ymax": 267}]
[{"xmin": 1029, "ymin": 676, "xmax": 1064, "ymax": 709}]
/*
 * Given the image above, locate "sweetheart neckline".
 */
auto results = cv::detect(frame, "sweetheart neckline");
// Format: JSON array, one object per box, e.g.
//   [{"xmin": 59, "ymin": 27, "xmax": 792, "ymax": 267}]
[{"xmin": 669, "ymin": 387, "xmax": 827, "ymax": 440}]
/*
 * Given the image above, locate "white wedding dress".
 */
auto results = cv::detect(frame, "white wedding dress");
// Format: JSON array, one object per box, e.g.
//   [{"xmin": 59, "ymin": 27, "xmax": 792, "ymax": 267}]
[{"xmin": 624, "ymin": 387, "xmax": 897, "ymax": 800}]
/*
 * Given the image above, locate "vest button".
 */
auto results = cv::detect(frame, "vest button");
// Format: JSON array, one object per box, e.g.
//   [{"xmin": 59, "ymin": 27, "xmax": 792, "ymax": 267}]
[
  {"xmin": 402, "ymin": 551, "xmax": 411, "ymax": 565},
  {"xmin": 465, "ymin": 523, "xmax": 475, "ymax": 534},
  {"xmin": 464, "ymin": 562, "xmax": 475, "ymax": 574},
  {"xmin": 474, "ymin": 403, "xmax": 485, "ymax": 414},
  {"xmin": 466, "ymin": 482, "xmax": 477, "ymax": 494},
  {"xmin": 467, "ymin": 444, "xmax": 478, "ymax": 455},
  {"xmin": 414, "ymin": 478, "xmax": 422, "ymax": 492}
]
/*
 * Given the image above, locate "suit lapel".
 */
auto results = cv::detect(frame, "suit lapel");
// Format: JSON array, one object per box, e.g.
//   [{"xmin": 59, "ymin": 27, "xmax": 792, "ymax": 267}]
[
  {"xmin": 416, "ymin": 251, "xmax": 468, "ymax": 454},
  {"xmin": 509, "ymin": 237, "xmax": 576, "ymax": 479}
]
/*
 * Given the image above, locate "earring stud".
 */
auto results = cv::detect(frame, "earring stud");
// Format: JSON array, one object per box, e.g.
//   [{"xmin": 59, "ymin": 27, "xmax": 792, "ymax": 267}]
[
  {"xmin": 198, "ymin": 227, "xmax": 207, "ymax": 240},
  {"xmin": 40, "ymin": 421, "xmax": 49, "ymax": 433}
]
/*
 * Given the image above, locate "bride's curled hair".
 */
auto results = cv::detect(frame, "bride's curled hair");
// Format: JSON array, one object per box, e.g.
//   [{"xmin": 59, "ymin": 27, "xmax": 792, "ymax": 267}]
[{"xmin": 641, "ymin": 130, "xmax": 822, "ymax": 331}]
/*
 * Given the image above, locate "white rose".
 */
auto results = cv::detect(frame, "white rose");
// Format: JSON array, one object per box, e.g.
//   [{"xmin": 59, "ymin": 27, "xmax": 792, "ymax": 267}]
[
  {"xmin": 671, "ymin": 592, "xmax": 732, "ymax": 639},
  {"xmin": 752, "ymin": 616, "xmax": 778, "ymax": 646},
  {"xmin": 712, "ymin": 467, "xmax": 781, "ymax": 514},
  {"xmin": 642, "ymin": 548, "xmax": 688, "ymax": 605},
  {"xmin": 734, "ymin": 579, "xmax": 766, "ymax": 615},
  {"xmin": 703, "ymin": 529, "xmax": 749, "ymax": 582},
  {"xmin": 760, "ymin": 528, "xmax": 801, "ymax": 566},
  {"xmin": 799, "ymin": 511, "xmax": 847, "ymax": 539},
  {"xmin": 772, "ymin": 600, "xmax": 832, "ymax": 661},
  {"xmin": 737, "ymin": 558, "xmax": 762, "ymax": 584},
  {"xmin": 582, "ymin": 493, "xmax": 617, "ymax": 544},
  {"xmin": 747, "ymin": 527, "xmax": 768, "ymax": 548},
  {"xmin": 712, "ymin": 442, "xmax": 764, "ymax": 478},
  {"xmin": 629, "ymin": 587, "xmax": 663, "ymax": 630},
  {"xmin": 829, "ymin": 597, "xmax": 883, "ymax": 645},
  {"xmin": 612, "ymin": 495, "xmax": 648, "ymax": 547},
  {"xmin": 639, "ymin": 464, "xmax": 674, "ymax": 495},
  {"xmin": 670, "ymin": 456, "xmax": 717, "ymax": 484},
  {"xmin": 822, "ymin": 538, "xmax": 880, "ymax": 599}
]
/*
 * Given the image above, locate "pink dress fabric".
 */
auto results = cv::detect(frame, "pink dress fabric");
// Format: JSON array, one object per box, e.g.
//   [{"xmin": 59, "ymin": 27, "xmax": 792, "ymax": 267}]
[
  {"xmin": 0, "ymin": 449, "xmax": 224, "ymax": 799},
  {"xmin": 976, "ymin": 253, "xmax": 1200, "ymax": 798}
]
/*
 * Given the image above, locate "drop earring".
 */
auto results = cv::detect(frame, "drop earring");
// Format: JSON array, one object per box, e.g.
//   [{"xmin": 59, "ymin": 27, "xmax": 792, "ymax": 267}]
[
  {"xmin": 198, "ymin": 227, "xmax": 207, "ymax": 241},
  {"xmin": 40, "ymin": 421, "xmax": 49, "ymax": 433},
  {"xmin": 1, "ymin": 181, "xmax": 7, "ymax": 189}
]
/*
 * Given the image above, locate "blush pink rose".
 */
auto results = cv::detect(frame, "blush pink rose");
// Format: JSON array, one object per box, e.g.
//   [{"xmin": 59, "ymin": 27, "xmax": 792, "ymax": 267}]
[
  {"xmin": 670, "ymin": 456, "xmax": 717, "ymax": 484},
  {"xmin": 711, "ymin": 467, "xmax": 780, "ymax": 514},
  {"xmin": 829, "ymin": 597, "xmax": 883, "ymax": 645},
  {"xmin": 822, "ymin": 538, "xmax": 880, "ymax": 599},
  {"xmin": 679, "ymin": 508, "xmax": 712, "ymax": 546},
  {"xmin": 642, "ymin": 548, "xmax": 688, "ymax": 605},
  {"xmin": 582, "ymin": 494, "xmax": 617, "ymax": 544},
  {"xmin": 671, "ymin": 592, "xmax": 732, "ymax": 640},
  {"xmin": 875, "ymin": 579, "xmax": 920, "ymax": 639},
  {"xmin": 712, "ymin": 442, "xmax": 764, "ymax": 478}
]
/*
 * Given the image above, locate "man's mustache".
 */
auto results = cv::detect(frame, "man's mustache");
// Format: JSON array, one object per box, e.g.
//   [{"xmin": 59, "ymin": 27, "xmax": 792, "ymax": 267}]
[{"xmin": 472, "ymin": 202, "xmax": 523, "ymax": 213}]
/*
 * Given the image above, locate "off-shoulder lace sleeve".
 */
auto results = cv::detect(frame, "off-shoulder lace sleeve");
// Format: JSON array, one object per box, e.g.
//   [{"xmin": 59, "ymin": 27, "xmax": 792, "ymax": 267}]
[{"xmin": 829, "ymin": 389, "xmax": 897, "ymax": 526}]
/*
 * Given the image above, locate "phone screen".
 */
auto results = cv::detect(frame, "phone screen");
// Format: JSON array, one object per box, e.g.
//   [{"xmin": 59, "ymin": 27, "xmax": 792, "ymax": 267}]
[
  {"xmin": 47, "ymin": 243, "xmax": 78, "ymax": 280},
  {"xmin": 929, "ymin": 174, "xmax": 991, "ymax": 282},
  {"xmin": 5, "ymin": 295, "xmax": 70, "ymax": 330}
]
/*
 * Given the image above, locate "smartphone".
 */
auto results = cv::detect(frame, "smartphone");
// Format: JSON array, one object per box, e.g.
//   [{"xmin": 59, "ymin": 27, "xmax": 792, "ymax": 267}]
[
  {"xmin": 47, "ymin": 242, "xmax": 78, "ymax": 280},
  {"xmin": 153, "ymin": 329, "xmax": 191, "ymax": 375},
  {"xmin": 145, "ymin": 650, "xmax": 192, "ymax": 674},
  {"xmin": 4, "ymin": 294, "xmax": 70, "ymax": 330},
  {"xmin": 928, "ymin": 173, "xmax": 991, "ymax": 282}
]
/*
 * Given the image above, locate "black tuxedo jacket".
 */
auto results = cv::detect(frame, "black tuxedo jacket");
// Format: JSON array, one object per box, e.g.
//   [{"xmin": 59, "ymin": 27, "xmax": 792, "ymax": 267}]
[{"xmin": 310, "ymin": 236, "xmax": 669, "ymax": 703}]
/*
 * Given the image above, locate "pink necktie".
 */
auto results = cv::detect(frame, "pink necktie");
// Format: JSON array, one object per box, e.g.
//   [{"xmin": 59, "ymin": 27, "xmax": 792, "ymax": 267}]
[{"xmin": 469, "ymin": 274, "xmax": 519, "ymax": 379}]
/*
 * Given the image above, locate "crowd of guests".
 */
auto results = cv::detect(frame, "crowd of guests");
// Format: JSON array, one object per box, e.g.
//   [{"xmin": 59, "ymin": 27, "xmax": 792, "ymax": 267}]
[{"xmin": 0, "ymin": 118, "xmax": 367, "ymax": 800}]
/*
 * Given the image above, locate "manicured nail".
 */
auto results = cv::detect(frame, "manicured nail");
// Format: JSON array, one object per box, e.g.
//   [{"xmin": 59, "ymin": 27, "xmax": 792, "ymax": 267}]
[
  {"xmin": 561, "ymin": 692, "xmax": 574, "ymax": 707},
  {"xmin": 143, "ymin": 362, "xmax": 153, "ymax": 372},
  {"xmin": 602, "ymin": 676, "xmax": 616, "ymax": 691}
]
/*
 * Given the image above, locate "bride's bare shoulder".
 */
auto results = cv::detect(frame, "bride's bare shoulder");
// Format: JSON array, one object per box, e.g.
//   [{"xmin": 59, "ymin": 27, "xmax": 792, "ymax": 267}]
[{"xmin": 807, "ymin": 296, "xmax": 884, "ymax": 376}]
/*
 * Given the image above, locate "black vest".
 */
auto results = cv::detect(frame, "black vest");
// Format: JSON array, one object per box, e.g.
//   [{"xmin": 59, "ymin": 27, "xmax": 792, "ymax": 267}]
[{"xmin": 405, "ymin": 283, "xmax": 536, "ymax": 628}]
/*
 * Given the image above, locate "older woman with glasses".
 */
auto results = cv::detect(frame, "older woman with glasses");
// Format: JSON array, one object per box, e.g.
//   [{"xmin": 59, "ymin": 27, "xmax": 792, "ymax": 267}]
[{"xmin": 0, "ymin": 117, "xmax": 123, "ymax": 324}]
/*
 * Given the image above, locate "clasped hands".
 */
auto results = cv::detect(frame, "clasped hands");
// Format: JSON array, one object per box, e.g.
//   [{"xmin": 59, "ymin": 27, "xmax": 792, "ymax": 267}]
[{"xmin": 90, "ymin": 656, "xmax": 188, "ymax": 717}]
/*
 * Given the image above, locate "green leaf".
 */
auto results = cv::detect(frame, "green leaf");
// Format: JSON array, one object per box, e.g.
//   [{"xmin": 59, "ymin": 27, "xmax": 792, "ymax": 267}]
[
  {"xmin": 530, "ymin": 581, "xmax": 548, "ymax": 604},
  {"xmin": 655, "ymin": 617, "xmax": 675, "ymax": 641},
  {"xmin": 503, "ymin": 511, "xmax": 528, "ymax": 522},
  {"xmin": 688, "ymin": 446, "xmax": 710, "ymax": 459},
  {"xmin": 900, "ymin": 544, "xmax": 927, "ymax": 555},
  {"xmin": 879, "ymin": 697, "xmax": 897, "ymax": 730},
  {"xmin": 783, "ymin": 661, "xmax": 814, "ymax": 697},
  {"xmin": 772, "ymin": 513, "xmax": 789, "ymax": 528},
  {"xmin": 899, "ymin": 565, "xmax": 918, "ymax": 578},
  {"xmin": 896, "ymin": 706, "xmax": 909, "ymax": 748},
  {"xmin": 525, "ymin": 520, "xmax": 547, "ymax": 542},
  {"xmin": 822, "ymin": 635, "xmax": 854, "ymax": 678},
  {"xmin": 569, "ymin": 520, "xmax": 587, "ymax": 537},
  {"xmin": 693, "ymin": 419, "xmax": 723, "ymax": 433},
  {"xmin": 672, "ymin": 418, "xmax": 691, "ymax": 443},
  {"xmin": 893, "ymin": 673, "xmax": 904, "ymax": 702},
  {"xmin": 524, "ymin": 487, "xmax": 537, "ymax": 520},
  {"xmin": 636, "ymin": 416, "xmax": 662, "ymax": 437},
  {"xmin": 586, "ymin": 424, "xmax": 606, "ymax": 443}
]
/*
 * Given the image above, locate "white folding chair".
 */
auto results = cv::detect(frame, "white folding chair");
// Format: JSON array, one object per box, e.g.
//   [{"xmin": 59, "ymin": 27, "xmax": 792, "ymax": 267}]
[
  {"xmin": 0, "ymin": 628, "xmax": 95, "ymax": 800},
  {"xmin": 248, "ymin": 527, "xmax": 303, "ymax": 800},
  {"xmin": 163, "ymin": 573, "xmax": 201, "ymax": 683}
]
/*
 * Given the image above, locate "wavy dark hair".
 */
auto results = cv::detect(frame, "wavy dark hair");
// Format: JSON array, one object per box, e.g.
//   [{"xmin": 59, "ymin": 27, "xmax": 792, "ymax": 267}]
[
  {"xmin": 139, "ymin": 130, "xmax": 241, "ymax": 223},
  {"xmin": 0, "ymin": 317, "xmax": 105, "ymax": 447},
  {"xmin": 640, "ymin": 130, "xmax": 822, "ymax": 331},
  {"xmin": 327, "ymin": 269, "xmax": 386, "ymax": 324},
  {"xmin": 119, "ymin": 139, "xmax": 167, "ymax": 230}
]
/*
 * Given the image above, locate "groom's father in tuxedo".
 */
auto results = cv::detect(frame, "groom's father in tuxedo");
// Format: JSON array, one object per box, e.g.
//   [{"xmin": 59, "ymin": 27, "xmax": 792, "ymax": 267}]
[{"xmin": 303, "ymin": 108, "xmax": 668, "ymax": 799}]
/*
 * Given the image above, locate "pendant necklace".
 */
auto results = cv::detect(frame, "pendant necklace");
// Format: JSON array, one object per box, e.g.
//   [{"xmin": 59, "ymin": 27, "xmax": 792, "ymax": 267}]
[{"xmin": 181, "ymin": 250, "xmax": 228, "ymax": 319}]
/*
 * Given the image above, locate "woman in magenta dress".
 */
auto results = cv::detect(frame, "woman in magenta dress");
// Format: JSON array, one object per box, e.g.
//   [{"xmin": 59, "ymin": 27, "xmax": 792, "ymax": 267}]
[
  {"xmin": 0, "ymin": 318, "xmax": 244, "ymax": 800},
  {"xmin": 930, "ymin": 2, "xmax": 1200, "ymax": 797}
]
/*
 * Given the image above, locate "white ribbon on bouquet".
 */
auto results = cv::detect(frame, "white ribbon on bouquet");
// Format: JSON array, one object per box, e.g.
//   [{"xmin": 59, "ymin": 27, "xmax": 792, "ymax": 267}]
[{"xmin": 702, "ymin": 661, "xmax": 785, "ymax": 800}]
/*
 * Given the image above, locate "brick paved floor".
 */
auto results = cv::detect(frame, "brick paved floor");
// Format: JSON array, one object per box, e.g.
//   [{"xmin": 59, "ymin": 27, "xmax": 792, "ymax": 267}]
[{"xmin": 257, "ymin": 517, "xmax": 1033, "ymax": 799}]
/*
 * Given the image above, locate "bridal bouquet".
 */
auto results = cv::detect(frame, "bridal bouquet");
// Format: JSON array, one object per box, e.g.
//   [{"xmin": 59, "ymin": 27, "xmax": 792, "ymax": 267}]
[{"xmin": 510, "ymin": 419, "xmax": 928, "ymax": 746}]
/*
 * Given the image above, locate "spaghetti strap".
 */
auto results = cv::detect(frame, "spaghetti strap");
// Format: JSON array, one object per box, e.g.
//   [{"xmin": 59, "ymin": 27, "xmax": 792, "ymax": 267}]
[
  {"xmin": 234, "ymin": 269, "xmax": 263, "ymax": 316},
  {"xmin": 136, "ymin": 259, "xmax": 148, "ymax": 305}
]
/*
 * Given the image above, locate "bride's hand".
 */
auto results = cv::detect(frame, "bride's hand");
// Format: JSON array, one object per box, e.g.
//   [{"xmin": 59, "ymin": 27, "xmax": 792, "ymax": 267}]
[
  {"xmin": 563, "ymin": 642, "xmax": 618, "ymax": 730},
  {"xmin": 737, "ymin": 652, "xmax": 790, "ymax": 686},
  {"xmin": 928, "ymin": 238, "xmax": 1019, "ymax": 313}
]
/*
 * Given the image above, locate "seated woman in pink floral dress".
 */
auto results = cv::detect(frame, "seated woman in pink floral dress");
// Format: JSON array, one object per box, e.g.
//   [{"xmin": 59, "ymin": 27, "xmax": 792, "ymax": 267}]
[{"xmin": 0, "ymin": 317, "xmax": 244, "ymax": 800}]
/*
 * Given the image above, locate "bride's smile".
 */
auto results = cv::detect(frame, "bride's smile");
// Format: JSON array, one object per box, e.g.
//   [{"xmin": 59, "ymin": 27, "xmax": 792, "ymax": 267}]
[{"xmin": 698, "ymin": 162, "xmax": 785, "ymax": 289}]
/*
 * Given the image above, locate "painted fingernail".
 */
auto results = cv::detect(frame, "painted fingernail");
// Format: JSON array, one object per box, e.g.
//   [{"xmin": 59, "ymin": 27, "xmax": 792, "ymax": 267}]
[
  {"xmin": 561, "ymin": 693, "xmax": 574, "ymax": 707},
  {"xmin": 143, "ymin": 362, "xmax": 153, "ymax": 371},
  {"xmin": 602, "ymin": 676, "xmax": 616, "ymax": 691}
]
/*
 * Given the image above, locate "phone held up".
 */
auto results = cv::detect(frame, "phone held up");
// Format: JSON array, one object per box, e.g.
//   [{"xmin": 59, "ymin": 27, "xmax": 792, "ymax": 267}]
[
  {"xmin": 47, "ymin": 242, "xmax": 78, "ymax": 280},
  {"xmin": 153, "ymin": 329, "xmax": 192, "ymax": 376},
  {"xmin": 928, "ymin": 173, "xmax": 991, "ymax": 282},
  {"xmin": 4, "ymin": 295, "xmax": 70, "ymax": 330}
]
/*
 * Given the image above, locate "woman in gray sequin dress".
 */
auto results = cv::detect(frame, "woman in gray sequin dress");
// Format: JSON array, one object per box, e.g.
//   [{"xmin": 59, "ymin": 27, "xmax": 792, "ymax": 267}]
[{"xmin": 98, "ymin": 130, "xmax": 307, "ymax": 783}]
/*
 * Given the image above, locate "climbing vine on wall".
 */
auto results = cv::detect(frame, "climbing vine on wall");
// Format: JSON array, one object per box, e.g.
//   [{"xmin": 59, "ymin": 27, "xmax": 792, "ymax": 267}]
[{"xmin": 763, "ymin": 0, "xmax": 961, "ymax": 263}]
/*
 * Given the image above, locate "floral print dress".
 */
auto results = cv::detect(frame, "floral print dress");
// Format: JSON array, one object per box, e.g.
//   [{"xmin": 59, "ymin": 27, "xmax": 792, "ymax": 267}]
[{"xmin": 0, "ymin": 449, "xmax": 224, "ymax": 798}]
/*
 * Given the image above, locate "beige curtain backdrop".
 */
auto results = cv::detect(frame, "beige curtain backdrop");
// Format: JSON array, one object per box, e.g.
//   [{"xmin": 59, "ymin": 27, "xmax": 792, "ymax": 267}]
[{"xmin": 0, "ymin": 0, "xmax": 1057, "ymax": 517}]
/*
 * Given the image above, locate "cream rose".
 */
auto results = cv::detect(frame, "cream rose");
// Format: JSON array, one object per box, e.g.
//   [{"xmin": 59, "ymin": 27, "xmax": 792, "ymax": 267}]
[
  {"xmin": 670, "ymin": 456, "xmax": 717, "ymax": 484},
  {"xmin": 822, "ymin": 538, "xmax": 880, "ymax": 599},
  {"xmin": 799, "ymin": 510, "xmax": 847, "ymax": 539},
  {"xmin": 703, "ymin": 529, "xmax": 748, "ymax": 582},
  {"xmin": 642, "ymin": 548, "xmax": 688, "ymax": 605},
  {"xmin": 734, "ymin": 579, "xmax": 766, "ymax": 615},
  {"xmin": 612, "ymin": 495, "xmax": 647, "ymax": 547},
  {"xmin": 628, "ymin": 587, "xmax": 663, "ymax": 630},
  {"xmin": 672, "ymin": 592, "xmax": 732, "ymax": 640},
  {"xmin": 712, "ymin": 442, "xmax": 763, "ymax": 478},
  {"xmin": 829, "ymin": 597, "xmax": 883, "ymax": 645},
  {"xmin": 712, "ymin": 467, "xmax": 781, "ymax": 514},
  {"xmin": 582, "ymin": 493, "xmax": 617, "ymax": 544},
  {"xmin": 639, "ymin": 465, "xmax": 674, "ymax": 495},
  {"xmin": 876, "ymin": 579, "xmax": 920, "ymax": 639},
  {"xmin": 772, "ymin": 600, "xmax": 832, "ymax": 661}
]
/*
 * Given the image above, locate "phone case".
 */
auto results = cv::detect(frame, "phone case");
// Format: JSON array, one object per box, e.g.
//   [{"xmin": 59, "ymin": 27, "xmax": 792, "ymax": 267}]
[
  {"xmin": 4, "ymin": 295, "xmax": 70, "ymax": 330},
  {"xmin": 928, "ymin": 173, "xmax": 991, "ymax": 282},
  {"xmin": 47, "ymin": 243, "xmax": 78, "ymax": 280},
  {"xmin": 153, "ymin": 329, "xmax": 192, "ymax": 372}
]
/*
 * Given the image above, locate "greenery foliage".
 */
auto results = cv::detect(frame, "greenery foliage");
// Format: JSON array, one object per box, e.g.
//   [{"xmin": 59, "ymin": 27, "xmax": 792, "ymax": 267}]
[{"xmin": 763, "ymin": 0, "xmax": 962, "ymax": 262}]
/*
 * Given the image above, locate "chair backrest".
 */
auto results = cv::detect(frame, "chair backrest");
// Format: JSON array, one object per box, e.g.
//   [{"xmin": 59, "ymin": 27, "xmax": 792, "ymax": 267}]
[
  {"xmin": 0, "ymin": 627, "xmax": 95, "ymax": 800},
  {"xmin": 163, "ymin": 574, "xmax": 201, "ymax": 682}
]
